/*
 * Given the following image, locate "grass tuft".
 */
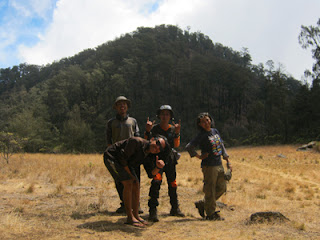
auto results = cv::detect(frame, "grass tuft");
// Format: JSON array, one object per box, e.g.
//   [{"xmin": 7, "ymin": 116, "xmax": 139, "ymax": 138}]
[{"xmin": 26, "ymin": 183, "xmax": 34, "ymax": 193}]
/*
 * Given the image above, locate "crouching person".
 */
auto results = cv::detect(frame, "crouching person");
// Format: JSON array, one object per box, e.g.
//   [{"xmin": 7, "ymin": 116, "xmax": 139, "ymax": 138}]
[{"xmin": 103, "ymin": 136, "xmax": 168, "ymax": 228}]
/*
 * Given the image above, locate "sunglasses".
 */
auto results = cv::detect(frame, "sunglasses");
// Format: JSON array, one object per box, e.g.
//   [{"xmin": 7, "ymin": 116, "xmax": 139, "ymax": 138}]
[
  {"xmin": 156, "ymin": 139, "xmax": 164, "ymax": 151},
  {"xmin": 199, "ymin": 112, "xmax": 209, "ymax": 118}
]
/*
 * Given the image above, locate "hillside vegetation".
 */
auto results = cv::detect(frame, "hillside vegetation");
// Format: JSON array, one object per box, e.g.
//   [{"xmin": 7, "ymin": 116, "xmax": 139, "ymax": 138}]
[{"xmin": 0, "ymin": 24, "xmax": 320, "ymax": 153}]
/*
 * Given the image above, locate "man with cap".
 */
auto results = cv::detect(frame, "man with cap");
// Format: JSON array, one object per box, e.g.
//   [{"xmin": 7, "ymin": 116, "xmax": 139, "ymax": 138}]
[
  {"xmin": 104, "ymin": 135, "xmax": 169, "ymax": 227},
  {"xmin": 106, "ymin": 96, "xmax": 140, "ymax": 213},
  {"xmin": 144, "ymin": 105, "xmax": 185, "ymax": 222}
]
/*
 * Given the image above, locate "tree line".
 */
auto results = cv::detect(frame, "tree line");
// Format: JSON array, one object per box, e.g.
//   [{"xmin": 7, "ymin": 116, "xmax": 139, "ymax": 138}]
[{"xmin": 0, "ymin": 23, "xmax": 319, "ymax": 154}]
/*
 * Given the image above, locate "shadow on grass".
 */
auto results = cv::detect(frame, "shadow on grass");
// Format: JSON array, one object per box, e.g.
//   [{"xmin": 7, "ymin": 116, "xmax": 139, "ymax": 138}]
[
  {"xmin": 71, "ymin": 210, "xmax": 125, "ymax": 220},
  {"xmin": 148, "ymin": 213, "xmax": 202, "ymax": 224},
  {"xmin": 153, "ymin": 213, "xmax": 202, "ymax": 223},
  {"xmin": 77, "ymin": 219, "xmax": 145, "ymax": 236}
]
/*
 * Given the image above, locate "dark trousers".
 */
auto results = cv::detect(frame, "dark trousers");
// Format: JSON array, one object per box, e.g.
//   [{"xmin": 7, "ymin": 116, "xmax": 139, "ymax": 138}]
[{"xmin": 148, "ymin": 161, "xmax": 179, "ymax": 210}]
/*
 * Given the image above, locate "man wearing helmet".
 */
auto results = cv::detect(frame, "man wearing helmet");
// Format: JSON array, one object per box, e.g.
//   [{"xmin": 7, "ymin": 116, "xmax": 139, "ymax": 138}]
[
  {"xmin": 144, "ymin": 105, "xmax": 185, "ymax": 222},
  {"xmin": 106, "ymin": 96, "xmax": 141, "ymax": 214}
]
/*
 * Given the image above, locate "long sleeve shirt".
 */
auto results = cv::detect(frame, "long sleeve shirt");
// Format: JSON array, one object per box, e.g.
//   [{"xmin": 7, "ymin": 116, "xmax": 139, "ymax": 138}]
[
  {"xmin": 104, "ymin": 137, "xmax": 149, "ymax": 168},
  {"xmin": 106, "ymin": 114, "xmax": 140, "ymax": 146}
]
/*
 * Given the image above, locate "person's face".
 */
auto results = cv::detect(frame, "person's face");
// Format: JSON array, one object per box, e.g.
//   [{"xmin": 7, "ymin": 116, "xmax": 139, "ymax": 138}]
[
  {"xmin": 159, "ymin": 110, "xmax": 171, "ymax": 124},
  {"xmin": 149, "ymin": 138, "xmax": 166, "ymax": 154},
  {"xmin": 199, "ymin": 116, "xmax": 211, "ymax": 131},
  {"xmin": 115, "ymin": 101, "xmax": 128, "ymax": 115}
]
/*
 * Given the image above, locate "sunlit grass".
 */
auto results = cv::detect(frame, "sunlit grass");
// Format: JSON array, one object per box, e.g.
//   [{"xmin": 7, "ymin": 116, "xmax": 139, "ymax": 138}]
[{"xmin": 0, "ymin": 145, "xmax": 319, "ymax": 239}]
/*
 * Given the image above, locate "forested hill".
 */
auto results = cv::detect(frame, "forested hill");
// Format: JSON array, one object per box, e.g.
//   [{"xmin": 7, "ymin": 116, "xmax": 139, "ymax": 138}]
[{"xmin": 0, "ymin": 24, "xmax": 319, "ymax": 153}]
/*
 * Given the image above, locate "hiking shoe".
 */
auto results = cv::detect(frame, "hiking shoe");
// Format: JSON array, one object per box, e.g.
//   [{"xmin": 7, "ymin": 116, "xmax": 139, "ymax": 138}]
[
  {"xmin": 170, "ymin": 208, "xmax": 185, "ymax": 217},
  {"xmin": 194, "ymin": 201, "xmax": 205, "ymax": 218},
  {"xmin": 206, "ymin": 211, "xmax": 224, "ymax": 221},
  {"xmin": 148, "ymin": 209, "xmax": 159, "ymax": 222},
  {"xmin": 138, "ymin": 207, "xmax": 144, "ymax": 214},
  {"xmin": 115, "ymin": 205, "xmax": 125, "ymax": 214}
]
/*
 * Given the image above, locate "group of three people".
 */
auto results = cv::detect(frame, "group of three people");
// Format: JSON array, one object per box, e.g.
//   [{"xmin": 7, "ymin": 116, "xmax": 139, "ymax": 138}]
[{"xmin": 103, "ymin": 96, "xmax": 232, "ymax": 227}]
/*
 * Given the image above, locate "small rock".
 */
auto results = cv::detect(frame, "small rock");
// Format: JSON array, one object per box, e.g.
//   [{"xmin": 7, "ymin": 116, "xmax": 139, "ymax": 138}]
[
  {"xmin": 250, "ymin": 211, "xmax": 290, "ymax": 223},
  {"xmin": 296, "ymin": 141, "xmax": 317, "ymax": 151},
  {"xmin": 216, "ymin": 201, "xmax": 235, "ymax": 211}
]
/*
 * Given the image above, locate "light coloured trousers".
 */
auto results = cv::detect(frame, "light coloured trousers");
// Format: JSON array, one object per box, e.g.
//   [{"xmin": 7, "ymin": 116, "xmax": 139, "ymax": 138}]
[{"xmin": 201, "ymin": 165, "xmax": 226, "ymax": 216}]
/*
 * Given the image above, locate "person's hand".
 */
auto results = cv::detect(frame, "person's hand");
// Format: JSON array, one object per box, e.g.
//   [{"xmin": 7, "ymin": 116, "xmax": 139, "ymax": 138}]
[
  {"xmin": 155, "ymin": 156, "xmax": 165, "ymax": 169},
  {"xmin": 197, "ymin": 152, "xmax": 208, "ymax": 159},
  {"xmin": 201, "ymin": 152, "xmax": 209, "ymax": 159},
  {"xmin": 124, "ymin": 166, "xmax": 137, "ymax": 183},
  {"xmin": 172, "ymin": 119, "xmax": 181, "ymax": 134},
  {"xmin": 145, "ymin": 117, "xmax": 155, "ymax": 133}
]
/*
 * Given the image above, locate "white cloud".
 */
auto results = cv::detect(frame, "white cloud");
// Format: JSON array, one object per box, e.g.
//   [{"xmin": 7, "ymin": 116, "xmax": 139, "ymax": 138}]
[
  {"xmin": 18, "ymin": 0, "xmax": 149, "ymax": 64},
  {"xmin": 0, "ymin": 0, "xmax": 56, "ymax": 67},
  {"xmin": 9, "ymin": 0, "xmax": 55, "ymax": 19},
  {"xmin": 16, "ymin": 0, "xmax": 320, "ymax": 80}
]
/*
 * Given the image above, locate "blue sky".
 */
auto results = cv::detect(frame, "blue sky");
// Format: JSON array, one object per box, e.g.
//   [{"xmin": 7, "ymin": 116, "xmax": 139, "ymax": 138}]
[
  {"xmin": 0, "ymin": 0, "xmax": 56, "ymax": 66},
  {"xmin": 0, "ymin": 0, "xmax": 319, "ymax": 81}
]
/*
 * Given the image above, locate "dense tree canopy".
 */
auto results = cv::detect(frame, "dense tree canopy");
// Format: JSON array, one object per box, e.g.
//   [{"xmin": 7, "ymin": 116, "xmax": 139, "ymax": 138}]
[{"xmin": 0, "ymin": 24, "xmax": 319, "ymax": 153}]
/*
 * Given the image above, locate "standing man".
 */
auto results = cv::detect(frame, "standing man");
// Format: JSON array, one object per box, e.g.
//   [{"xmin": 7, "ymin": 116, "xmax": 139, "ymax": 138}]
[
  {"xmin": 106, "ymin": 96, "xmax": 140, "ymax": 213},
  {"xmin": 144, "ymin": 105, "xmax": 185, "ymax": 222},
  {"xmin": 104, "ymin": 136, "xmax": 168, "ymax": 228}
]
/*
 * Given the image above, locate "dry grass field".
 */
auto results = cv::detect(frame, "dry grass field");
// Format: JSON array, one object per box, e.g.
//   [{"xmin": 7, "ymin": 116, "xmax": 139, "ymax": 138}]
[{"xmin": 0, "ymin": 145, "xmax": 319, "ymax": 240}]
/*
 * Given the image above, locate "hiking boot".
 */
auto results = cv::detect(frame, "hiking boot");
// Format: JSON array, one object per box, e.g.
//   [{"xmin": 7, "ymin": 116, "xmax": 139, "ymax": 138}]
[
  {"xmin": 194, "ymin": 200, "xmax": 205, "ymax": 218},
  {"xmin": 148, "ymin": 209, "xmax": 159, "ymax": 222},
  {"xmin": 138, "ymin": 207, "xmax": 144, "ymax": 214},
  {"xmin": 206, "ymin": 211, "xmax": 224, "ymax": 221},
  {"xmin": 115, "ymin": 204, "xmax": 125, "ymax": 214},
  {"xmin": 170, "ymin": 208, "xmax": 185, "ymax": 217}
]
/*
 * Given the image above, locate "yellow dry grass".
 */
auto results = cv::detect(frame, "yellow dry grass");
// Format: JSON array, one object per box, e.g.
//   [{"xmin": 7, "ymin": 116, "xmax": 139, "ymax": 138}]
[{"xmin": 0, "ymin": 145, "xmax": 319, "ymax": 240}]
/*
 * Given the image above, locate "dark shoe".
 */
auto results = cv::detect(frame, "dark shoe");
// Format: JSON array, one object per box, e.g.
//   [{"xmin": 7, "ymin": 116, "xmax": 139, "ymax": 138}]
[
  {"xmin": 170, "ymin": 208, "xmax": 185, "ymax": 217},
  {"xmin": 194, "ymin": 201, "xmax": 205, "ymax": 218},
  {"xmin": 116, "ymin": 204, "xmax": 125, "ymax": 214},
  {"xmin": 148, "ymin": 209, "xmax": 159, "ymax": 222},
  {"xmin": 206, "ymin": 211, "xmax": 224, "ymax": 221},
  {"xmin": 138, "ymin": 207, "xmax": 144, "ymax": 214}
]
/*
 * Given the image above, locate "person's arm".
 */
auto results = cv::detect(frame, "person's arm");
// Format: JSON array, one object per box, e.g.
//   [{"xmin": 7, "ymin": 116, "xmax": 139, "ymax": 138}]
[
  {"xmin": 124, "ymin": 166, "xmax": 137, "ymax": 181},
  {"xmin": 118, "ymin": 138, "xmax": 139, "ymax": 166},
  {"xmin": 221, "ymin": 142, "xmax": 232, "ymax": 171},
  {"xmin": 223, "ymin": 155, "xmax": 232, "ymax": 171},
  {"xmin": 134, "ymin": 119, "xmax": 140, "ymax": 137},
  {"xmin": 144, "ymin": 117, "xmax": 154, "ymax": 139},
  {"xmin": 151, "ymin": 156, "xmax": 165, "ymax": 176},
  {"xmin": 185, "ymin": 133, "xmax": 199, "ymax": 157},
  {"xmin": 173, "ymin": 134, "xmax": 180, "ymax": 148},
  {"xmin": 172, "ymin": 120, "xmax": 181, "ymax": 148},
  {"xmin": 216, "ymin": 129, "xmax": 232, "ymax": 171},
  {"xmin": 196, "ymin": 152, "xmax": 209, "ymax": 159},
  {"xmin": 185, "ymin": 134, "xmax": 208, "ymax": 160}
]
